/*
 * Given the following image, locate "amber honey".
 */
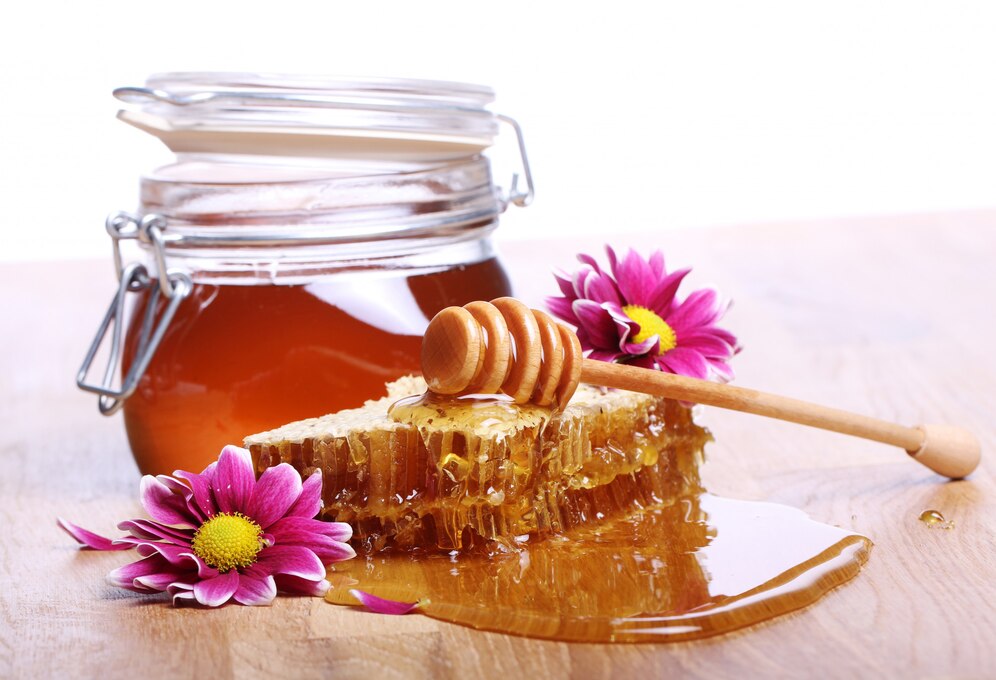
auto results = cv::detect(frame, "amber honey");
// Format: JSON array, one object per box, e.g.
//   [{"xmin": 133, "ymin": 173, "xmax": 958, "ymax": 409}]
[
  {"xmin": 245, "ymin": 376, "xmax": 872, "ymax": 642},
  {"xmin": 247, "ymin": 379, "xmax": 709, "ymax": 552},
  {"xmin": 122, "ymin": 258, "xmax": 511, "ymax": 475},
  {"xmin": 326, "ymin": 492, "xmax": 872, "ymax": 642}
]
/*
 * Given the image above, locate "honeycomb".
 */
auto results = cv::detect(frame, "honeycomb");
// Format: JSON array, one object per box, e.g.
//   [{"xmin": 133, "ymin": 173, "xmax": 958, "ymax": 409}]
[{"xmin": 245, "ymin": 376, "xmax": 709, "ymax": 552}]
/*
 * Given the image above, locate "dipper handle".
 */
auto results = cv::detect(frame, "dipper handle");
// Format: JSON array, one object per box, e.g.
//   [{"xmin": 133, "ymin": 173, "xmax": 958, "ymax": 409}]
[{"xmin": 421, "ymin": 298, "xmax": 981, "ymax": 479}]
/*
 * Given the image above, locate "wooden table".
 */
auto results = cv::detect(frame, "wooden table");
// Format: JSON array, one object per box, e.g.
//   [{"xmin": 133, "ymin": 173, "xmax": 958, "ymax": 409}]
[{"xmin": 2, "ymin": 211, "xmax": 994, "ymax": 678}]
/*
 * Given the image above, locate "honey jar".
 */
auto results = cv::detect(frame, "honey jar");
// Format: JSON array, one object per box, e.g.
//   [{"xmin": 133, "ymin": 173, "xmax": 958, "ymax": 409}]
[{"xmin": 78, "ymin": 73, "xmax": 532, "ymax": 475}]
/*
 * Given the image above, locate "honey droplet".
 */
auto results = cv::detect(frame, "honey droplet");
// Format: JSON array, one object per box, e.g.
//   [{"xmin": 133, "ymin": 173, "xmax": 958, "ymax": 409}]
[{"xmin": 919, "ymin": 509, "xmax": 955, "ymax": 529}]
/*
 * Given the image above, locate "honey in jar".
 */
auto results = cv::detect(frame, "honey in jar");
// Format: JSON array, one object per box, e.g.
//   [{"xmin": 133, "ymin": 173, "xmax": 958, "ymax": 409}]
[{"xmin": 79, "ymin": 73, "xmax": 532, "ymax": 475}]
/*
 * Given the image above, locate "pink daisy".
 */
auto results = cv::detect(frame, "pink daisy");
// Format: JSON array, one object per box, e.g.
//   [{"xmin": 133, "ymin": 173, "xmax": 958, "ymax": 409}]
[
  {"xmin": 59, "ymin": 445, "xmax": 355, "ymax": 607},
  {"xmin": 546, "ymin": 246, "xmax": 740, "ymax": 381}
]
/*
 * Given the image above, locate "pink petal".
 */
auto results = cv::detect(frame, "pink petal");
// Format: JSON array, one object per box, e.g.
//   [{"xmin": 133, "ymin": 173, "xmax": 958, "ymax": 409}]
[
  {"xmin": 605, "ymin": 245, "xmax": 620, "ymax": 277},
  {"xmin": 582, "ymin": 272, "xmax": 623, "ymax": 307},
  {"xmin": 173, "ymin": 466, "xmax": 217, "ymax": 521},
  {"xmin": 245, "ymin": 463, "xmax": 302, "ymax": 529},
  {"xmin": 156, "ymin": 475, "xmax": 210, "ymax": 525},
  {"xmin": 572, "ymin": 300, "xmax": 620, "ymax": 349},
  {"xmin": 125, "ymin": 540, "xmax": 218, "ymax": 579},
  {"xmin": 707, "ymin": 357, "xmax": 735, "ymax": 382},
  {"xmin": 267, "ymin": 525, "xmax": 355, "ymax": 564},
  {"xmin": 57, "ymin": 518, "xmax": 131, "ymax": 551},
  {"xmin": 350, "ymin": 590, "xmax": 420, "ymax": 615},
  {"xmin": 648, "ymin": 249, "xmax": 666, "ymax": 278},
  {"xmin": 247, "ymin": 463, "xmax": 303, "ymax": 528},
  {"xmin": 212, "ymin": 446, "xmax": 255, "ymax": 514},
  {"xmin": 193, "ymin": 569, "xmax": 240, "ymax": 607},
  {"xmin": 706, "ymin": 325, "xmax": 740, "ymax": 350},
  {"xmin": 659, "ymin": 347, "xmax": 710, "ymax": 380},
  {"xmin": 675, "ymin": 330, "xmax": 735, "ymax": 358},
  {"xmin": 133, "ymin": 567, "xmax": 199, "ymax": 592},
  {"xmin": 552, "ymin": 270, "xmax": 577, "ymax": 299},
  {"xmin": 545, "ymin": 296, "xmax": 579, "ymax": 326},
  {"xmin": 621, "ymin": 336, "xmax": 659, "ymax": 356},
  {"xmin": 139, "ymin": 476, "xmax": 199, "ymax": 528},
  {"xmin": 169, "ymin": 586, "xmax": 198, "ymax": 607},
  {"xmin": 646, "ymin": 268, "xmax": 691, "ymax": 315},
  {"xmin": 255, "ymin": 544, "xmax": 326, "ymax": 580},
  {"xmin": 268, "ymin": 516, "xmax": 353, "ymax": 543},
  {"xmin": 117, "ymin": 519, "xmax": 195, "ymax": 546},
  {"xmin": 614, "ymin": 249, "xmax": 656, "ymax": 307},
  {"xmin": 107, "ymin": 553, "xmax": 191, "ymax": 592},
  {"xmin": 285, "ymin": 470, "xmax": 323, "ymax": 519},
  {"xmin": 233, "ymin": 568, "xmax": 278, "ymax": 606},
  {"xmin": 577, "ymin": 252, "xmax": 603, "ymax": 274},
  {"xmin": 274, "ymin": 574, "xmax": 331, "ymax": 597},
  {"xmin": 667, "ymin": 289, "xmax": 723, "ymax": 332},
  {"xmin": 604, "ymin": 303, "xmax": 640, "ymax": 346}
]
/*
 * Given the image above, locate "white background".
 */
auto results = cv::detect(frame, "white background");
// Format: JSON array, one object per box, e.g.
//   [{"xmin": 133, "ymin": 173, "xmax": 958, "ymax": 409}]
[{"xmin": 2, "ymin": 0, "xmax": 995, "ymax": 262}]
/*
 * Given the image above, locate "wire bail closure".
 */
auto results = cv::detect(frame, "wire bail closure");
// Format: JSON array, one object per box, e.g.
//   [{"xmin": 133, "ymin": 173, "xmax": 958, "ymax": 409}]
[
  {"xmin": 496, "ymin": 114, "xmax": 534, "ymax": 209},
  {"xmin": 78, "ymin": 213, "xmax": 191, "ymax": 415}
]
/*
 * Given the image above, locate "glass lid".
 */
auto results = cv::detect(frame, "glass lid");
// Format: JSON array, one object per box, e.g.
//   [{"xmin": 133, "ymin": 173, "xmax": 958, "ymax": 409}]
[{"xmin": 114, "ymin": 72, "xmax": 502, "ymax": 160}]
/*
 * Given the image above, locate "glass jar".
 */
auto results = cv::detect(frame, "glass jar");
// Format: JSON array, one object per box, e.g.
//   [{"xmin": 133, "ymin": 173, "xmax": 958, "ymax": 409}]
[{"xmin": 78, "ymin": 73, "xmax": 532, "ymax": 475}]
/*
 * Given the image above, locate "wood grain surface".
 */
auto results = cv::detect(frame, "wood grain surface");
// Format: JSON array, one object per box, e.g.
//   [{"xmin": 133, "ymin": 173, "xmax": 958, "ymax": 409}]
[{"xmin": 2, "ymin": 211, "xmax": 994, "ymax": 679}]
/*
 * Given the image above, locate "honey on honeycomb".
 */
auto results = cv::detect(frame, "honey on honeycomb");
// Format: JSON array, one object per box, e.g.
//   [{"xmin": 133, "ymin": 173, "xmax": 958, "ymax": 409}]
[{"xmin": 245, "ymin": 376, "xmax": 710, "ymax": 552}]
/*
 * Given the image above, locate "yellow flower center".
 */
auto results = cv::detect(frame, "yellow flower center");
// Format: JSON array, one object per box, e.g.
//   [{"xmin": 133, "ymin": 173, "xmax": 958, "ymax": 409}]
[
  {"xmin": 622, "ymin": 305, "xmax": 677, "ymax": 354},
  {"xmin": 191, "ymin": 512, "xmax": 264, "ymax": 573}
]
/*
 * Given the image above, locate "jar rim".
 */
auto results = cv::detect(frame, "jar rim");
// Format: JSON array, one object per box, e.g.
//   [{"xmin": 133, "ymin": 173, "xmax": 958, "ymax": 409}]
[{"xmin": 140, "ymin": 156, "xmax": 502, "ymax": 250}]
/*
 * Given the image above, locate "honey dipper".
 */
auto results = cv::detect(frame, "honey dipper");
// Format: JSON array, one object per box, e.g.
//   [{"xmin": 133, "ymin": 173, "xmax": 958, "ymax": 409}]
[{"xmin": 421, "ymin": 297, "xmax": 981, "ymax": 479}]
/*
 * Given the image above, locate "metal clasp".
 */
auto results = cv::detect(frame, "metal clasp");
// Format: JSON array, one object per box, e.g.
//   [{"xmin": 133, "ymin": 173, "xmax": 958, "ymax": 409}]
[
  {"xmin": 496, "ymin": 114, "xmax": 535, "ymax": 209},
  {"xmin": 79, "ymin": 213, "xmax": 191, "ymax": 415},
  {"xmin": 106, "ymin": 212, "xmax": 185, "ymax": 299}
]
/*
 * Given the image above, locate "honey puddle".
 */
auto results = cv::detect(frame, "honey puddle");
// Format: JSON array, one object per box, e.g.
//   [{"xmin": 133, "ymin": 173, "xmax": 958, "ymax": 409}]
[{"xmin": 326, "ymin": 492, "xmax": 871, "ymax": 642}]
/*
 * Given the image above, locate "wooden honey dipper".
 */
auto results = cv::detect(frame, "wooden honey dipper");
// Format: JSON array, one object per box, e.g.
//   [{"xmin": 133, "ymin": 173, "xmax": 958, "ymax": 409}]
[{"xmin": 421, "ymin": 297, "xmax": 981, "ymax": 480}]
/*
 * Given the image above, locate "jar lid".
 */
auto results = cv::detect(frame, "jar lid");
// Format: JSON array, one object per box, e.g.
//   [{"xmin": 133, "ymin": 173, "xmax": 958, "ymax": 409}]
[{"xmin": 115, "ymin": 72, "xmax": 502, "ymax": 161}]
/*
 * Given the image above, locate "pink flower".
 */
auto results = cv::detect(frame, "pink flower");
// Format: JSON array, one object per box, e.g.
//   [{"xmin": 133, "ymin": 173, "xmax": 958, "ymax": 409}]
[
  {"xmin": 546, "ymin": 246, "xmax": 740, "ymax": 381},
  {"xmin": 59, "ymin": 445, "xmax": 355, "ymax": 607}
]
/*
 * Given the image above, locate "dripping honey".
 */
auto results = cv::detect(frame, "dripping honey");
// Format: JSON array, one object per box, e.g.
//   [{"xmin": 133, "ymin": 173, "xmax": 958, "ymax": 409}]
[
  {"xmin": 315, "ymin": 393, "xmax": 872, "ymax": 642},
  {"xmin": 122, "ymin": 258, "xmax": 511, "ymax": 475},
  {"xmin": 326, "ymin": 491, "xmax": 872, "ymax": 642}
]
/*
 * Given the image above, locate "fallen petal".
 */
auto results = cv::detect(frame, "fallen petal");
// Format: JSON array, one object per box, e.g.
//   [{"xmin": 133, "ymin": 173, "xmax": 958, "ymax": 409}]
[
  {"xmin": 58, "ymin": 518, "xmax": 132, "ymax": 551},
  {"xmin": 350, "ymin": 589, "xmax": 420, "ymax": 615}
]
